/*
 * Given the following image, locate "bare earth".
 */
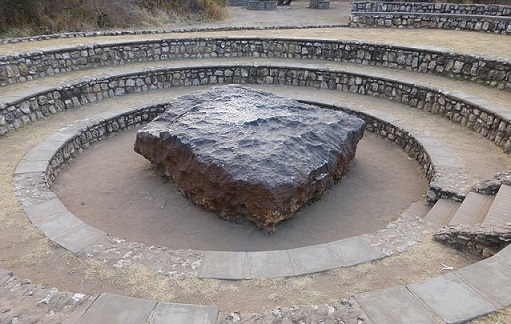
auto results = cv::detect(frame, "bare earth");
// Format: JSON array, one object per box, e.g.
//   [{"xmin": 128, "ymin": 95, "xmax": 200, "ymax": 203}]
[
  {"xmin": 52, "ymin": 129, "xmax": 427, "ymax": 252},
  {"xmin": 1, "ymin": 1, "xmax": 511, "ymax": 322}
]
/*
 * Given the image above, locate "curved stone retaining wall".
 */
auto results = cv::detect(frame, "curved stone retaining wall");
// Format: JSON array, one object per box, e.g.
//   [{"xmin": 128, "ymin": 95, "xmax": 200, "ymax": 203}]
[
  {"xmin": 350, "ymin": 1, "xmax": 511, "ymax": 34},
  {"xmin": 350, "ymin": 12, "xmax": 511, "ymax": 34},
  {"xmin": 1, "ymin": 37, "xmax": 509, "ymax": 90},
  {"xmin": 2, "ymin": 63, "xmax": 511, "ymax": 153},
  {"xmin": 309, "ymin": 101, "xmax": 464, "ymax": 202},
  {"xmin": 45, "ymin": 105, "xmax": 167, "ymax": 185},
  {"xmin": 18, "ymin": 98, "xmax": 452, "ymax": 205},
  {"xmin": 351, "ymin": 2, "xmax": 511, "ymax": 16}
]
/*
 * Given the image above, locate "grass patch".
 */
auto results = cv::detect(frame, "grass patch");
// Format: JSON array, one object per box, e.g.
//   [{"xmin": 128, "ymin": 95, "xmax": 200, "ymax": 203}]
[{"xmin": 12, "ymin": 240, "xmax": 54, "ymax": 266}]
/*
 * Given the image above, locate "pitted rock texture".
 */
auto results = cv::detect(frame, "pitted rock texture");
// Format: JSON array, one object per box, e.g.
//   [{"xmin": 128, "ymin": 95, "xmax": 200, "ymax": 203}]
[{"xmin": 134, "ymin": 85, "xmax": 365, "ymax": 231}]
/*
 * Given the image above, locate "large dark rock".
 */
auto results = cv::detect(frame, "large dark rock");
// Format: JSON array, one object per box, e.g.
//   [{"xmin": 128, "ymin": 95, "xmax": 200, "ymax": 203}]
[{"xmin": 134, "ymin": 85, "xmax": 365, "ymax": 231}]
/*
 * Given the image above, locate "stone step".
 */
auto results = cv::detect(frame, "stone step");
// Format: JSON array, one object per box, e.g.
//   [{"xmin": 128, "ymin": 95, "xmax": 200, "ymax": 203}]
[
  {"xmin": 483, "ymin": 184, "xmax": 511, "ymax": 226},
  {"xmin": 423, "ymin": 199, "xmax": 461, "ymax": 227},
  {"xmin": 448, "ymin": 192, "xmax": 495, "ymax": 226}
]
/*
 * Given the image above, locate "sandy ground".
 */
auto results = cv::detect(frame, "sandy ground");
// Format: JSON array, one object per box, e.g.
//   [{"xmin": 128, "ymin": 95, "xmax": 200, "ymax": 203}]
[{"xmin": 53, "ymin": 129, "xmax": 428, "ymax": 252}]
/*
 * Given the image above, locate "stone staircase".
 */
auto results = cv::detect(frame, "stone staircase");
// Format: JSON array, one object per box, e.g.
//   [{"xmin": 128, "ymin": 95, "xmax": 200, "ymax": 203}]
[{"xmin": 424, "ymin": 184, "xmax": 511, "ymax": 228}]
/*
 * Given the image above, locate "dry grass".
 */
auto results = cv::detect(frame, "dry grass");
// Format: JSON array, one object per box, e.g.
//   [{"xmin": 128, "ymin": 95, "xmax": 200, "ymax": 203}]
[
  {"xmin": 474, "ymin": 308, "xmax": 511, "ymax": 324},
  {"xmin": 12, "ymin": 240, "xmax": 55, "ymax": 266},
  {"xmin": 0, "ymin": 0, "xmax": 227, "ymax": 36}
]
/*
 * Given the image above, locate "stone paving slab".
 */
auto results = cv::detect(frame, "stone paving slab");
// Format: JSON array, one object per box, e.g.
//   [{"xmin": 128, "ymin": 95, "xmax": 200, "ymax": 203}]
[
  {"xmin": 51, "ymin": 223, "xmax": 106, "ymax": 254},
  {"xmin": 36, "ymin": 210, "xmax": 83, "ymax": 238},
  {"xmin": 327, "ymin": 236, "xmax": 382, "ymax": 267},
  {"xmin": 199, "ymin": 251, "xmax": 246, "ymax": 280},
  {"xmin": 483, "ymin": 184, "xmax": 511, "ymax": 226},
  {"xmin": 408, "ymin": 273, "xmax": 495, "ymax": 324},
  {"xmin": 245, "ymin": 250, "xmax": 294, "ymax": 279},
  {"xmin": 355, "ymin": 286, "xmax": 441, "ymax": 324},
  {"xmin": 289, "ymin": 244, "xmax": 341, "ymax": 276},
  {"xmin": 448, "ymin": 192, "xmax": 494, "ymax": 226},
  {"xmin": 14, "ymin": 159, "xmax": 48, "ymax": 174},
  {"xmin": 0, "ymin": 269, "xmax": 13, "ymax": 284},
  {"xmin": 76, "ymin": 293, "xmax": 156, "ymax": 324},
  {"xmin": 493, "ymin": 244, "xmax": 511, "ymax": 267},
  {"xmin": 457, "ymin": 258, "xmax": 511, "ymax": 308},
  {"xmin": 29, "ymin": 137, "xmax": 69, "ymax": 153},
  {"xmin": 150, "ymin": 302, "xmax": 219, "ymax": 324},
  {"xmin": 44, "ymin": 130, "xmax": 76, "ymax": 143},
  {"xmin": 423, "ymin": 199, "xmax": 460, "ymax": 227},
  {"xmin": 23, "ymin": 197, "xmax": 68, "ymax": 224},
  {"xmin": 22, "ymin": 147, "xmax": 56, "ymax": 162},
  {"xmin": 0, "ymin": 269, "xmax": 12, "ymax": 277}
]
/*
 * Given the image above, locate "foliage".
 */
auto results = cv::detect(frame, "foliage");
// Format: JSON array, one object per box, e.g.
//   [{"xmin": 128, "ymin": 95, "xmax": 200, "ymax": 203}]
[{"xmin": 0, "ymin": 0, "xmax": 227, "ymax": 35}]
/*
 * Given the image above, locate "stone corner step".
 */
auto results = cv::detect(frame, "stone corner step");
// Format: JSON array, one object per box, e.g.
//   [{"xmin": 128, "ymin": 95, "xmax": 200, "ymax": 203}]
[
  {"xmin": 448, "ymin": 192, "xmax": 494, "ymax": 226},
  {"xmin": 483, "ymin": 184, "xmax": 511, "ymax": 226},
  {"xmin": 423, "ymin": 199, "xmax": 460, "ymax": 227}
]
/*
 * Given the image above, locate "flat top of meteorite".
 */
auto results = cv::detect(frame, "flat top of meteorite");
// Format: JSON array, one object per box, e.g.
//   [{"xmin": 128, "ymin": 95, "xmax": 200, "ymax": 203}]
[{"xmin": 138, "ymin": 85, "xmax": 365, "ymax": 187}]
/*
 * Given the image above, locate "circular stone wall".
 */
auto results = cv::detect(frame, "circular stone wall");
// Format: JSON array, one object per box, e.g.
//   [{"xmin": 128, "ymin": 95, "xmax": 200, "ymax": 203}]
[{"xmin": 52, "ymin": 127, "xmax": 428, "ymax": 252}]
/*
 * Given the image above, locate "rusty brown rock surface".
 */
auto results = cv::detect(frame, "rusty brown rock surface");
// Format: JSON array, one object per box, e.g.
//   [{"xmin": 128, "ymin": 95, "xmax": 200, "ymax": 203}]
[{"xmin": 134, "ymin": 85, "xmax": 365, "ymax": 231}]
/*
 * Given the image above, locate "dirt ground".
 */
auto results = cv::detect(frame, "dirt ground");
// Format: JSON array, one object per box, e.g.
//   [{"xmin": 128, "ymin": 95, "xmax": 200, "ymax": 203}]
[{"xmin": 52, "ymin": 129, "xmax": 428, "ymax": 252}]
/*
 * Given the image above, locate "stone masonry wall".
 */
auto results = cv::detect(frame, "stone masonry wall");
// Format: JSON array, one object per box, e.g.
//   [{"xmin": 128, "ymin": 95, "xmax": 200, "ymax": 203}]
[
  {"xmin": 434, "ymin": 224, "xmax": 511, "ymax": 258},
  {"xmin": 312, "ymin": 102, "xmax": 436, "ymax": 187},
  {"xmin": 41, "ymin": 100, "xmax": 440, "ymax": 203},
  {"xmin": 350, "ymin": 13, "xmax": 511, "ymax": 34},
  {"xmin": 2, "ymin": 65, "xmax": 511, "ymax": 154},
  {"xmin": 45, "ymin": 104, "xmax": 167, "ymax": 185},
  {"xmin": 350, "ymin": 2, "xmax": 511, "ymax": 34},
  {"xmin": 0, "ymin": 38, "xmax": 509, "ymax": 91},
  {"xmin": 351, "ymin": 2, "xmax": 511, "ymax": 16}
]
